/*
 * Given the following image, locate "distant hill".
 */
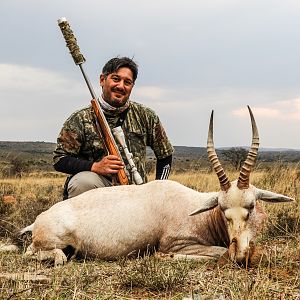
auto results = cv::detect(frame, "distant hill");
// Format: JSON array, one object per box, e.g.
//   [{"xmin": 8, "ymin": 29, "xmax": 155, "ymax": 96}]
[
  {"xmin": 0, "ymin": 141, "xmax": 55, "ymax": 154},
  {"xmin": 0, "ymin": 141, "xmax": 299, "ymax": 163},
  {"xmin": 147, "ymin": 145, "xmax": 207, "ymax": 160}
]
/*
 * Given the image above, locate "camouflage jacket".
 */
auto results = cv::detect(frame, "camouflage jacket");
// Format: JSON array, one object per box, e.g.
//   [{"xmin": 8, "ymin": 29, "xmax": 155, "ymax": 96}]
[{"xmin": 53, "ymin": 101, "xmax": 174, "ymax": 183}]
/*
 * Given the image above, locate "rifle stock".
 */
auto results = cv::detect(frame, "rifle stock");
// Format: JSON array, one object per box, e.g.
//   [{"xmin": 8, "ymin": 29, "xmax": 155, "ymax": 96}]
[
  {"xmin": 58, "ymin": 17, "xmax": 129, "ymax": 185},
  {"xmin": 91, "ymin": 99, "xmax": 129, "ymax": 185}
]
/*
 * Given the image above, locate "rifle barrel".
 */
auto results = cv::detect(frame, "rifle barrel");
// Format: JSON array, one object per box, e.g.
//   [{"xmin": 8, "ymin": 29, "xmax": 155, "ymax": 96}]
[{"xmin": 79, "ymin": 64, "xmax": 98, "ymax": 100}]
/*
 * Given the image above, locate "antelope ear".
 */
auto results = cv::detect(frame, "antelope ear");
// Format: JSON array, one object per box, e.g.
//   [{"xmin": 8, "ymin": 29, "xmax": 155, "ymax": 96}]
[
  {"xmin": 256, "ymin": 189, "xmax": 294, "ymax": 203},
  {"xmin": 189, "ymin": 195, "xmax": 219, "ymax": 216}
]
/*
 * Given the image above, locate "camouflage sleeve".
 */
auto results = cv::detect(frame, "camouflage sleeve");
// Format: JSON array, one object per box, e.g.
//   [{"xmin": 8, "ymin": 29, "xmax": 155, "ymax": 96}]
[
  {"xmin": 53, "ymin": 110, "xmax": 86, "ymax": 165},
  {"xmin": 145, "ymin": 108, "xmax": 174, "ymax": 160}
]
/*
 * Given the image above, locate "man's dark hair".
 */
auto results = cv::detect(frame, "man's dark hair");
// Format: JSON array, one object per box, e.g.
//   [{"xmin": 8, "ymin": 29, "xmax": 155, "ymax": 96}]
[{"xmin": 102, "ymin": 57, "xmax": 138, "ymax": 82}]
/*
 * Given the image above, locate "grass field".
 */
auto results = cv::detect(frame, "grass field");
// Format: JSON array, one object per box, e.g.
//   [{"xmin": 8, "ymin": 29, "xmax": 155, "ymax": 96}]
[{"xmin": 0, "ymin": 164, "xmax": 299, "ymax": 299}]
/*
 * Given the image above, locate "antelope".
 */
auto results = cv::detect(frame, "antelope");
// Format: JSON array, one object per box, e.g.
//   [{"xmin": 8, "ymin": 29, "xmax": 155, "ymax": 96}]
[{"xmin": 18, "ymin": 106, "xmax": 293, "ymax": 266}]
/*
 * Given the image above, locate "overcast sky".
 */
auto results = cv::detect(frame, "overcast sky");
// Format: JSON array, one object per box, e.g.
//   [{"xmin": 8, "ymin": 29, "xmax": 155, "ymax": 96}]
[{"xmin": 1, "ymin": 0, "xmax": 300, "ymax": 149}]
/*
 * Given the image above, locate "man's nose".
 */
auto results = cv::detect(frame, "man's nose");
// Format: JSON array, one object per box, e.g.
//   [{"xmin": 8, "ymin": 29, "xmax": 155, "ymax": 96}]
[{"xmin": 116, "ymin": 80, "xmax": 125, "ymax": 90}]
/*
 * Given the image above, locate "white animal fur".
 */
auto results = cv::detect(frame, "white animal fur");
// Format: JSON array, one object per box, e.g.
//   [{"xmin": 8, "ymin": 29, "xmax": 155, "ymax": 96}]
[{"xmin": 21, "ymin": 178, "xmax": 292, "ymax": 266}]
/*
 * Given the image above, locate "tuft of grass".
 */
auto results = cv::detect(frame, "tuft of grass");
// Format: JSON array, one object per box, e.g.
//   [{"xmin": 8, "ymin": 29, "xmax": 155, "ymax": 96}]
[
  {"xmin": 117, "ymin": 255, "xmax": 191, "ymax": 292},
  {"xmin": 252, "ymin": 164, "xmax": 300, "ymax": 240},
  {"xmin": 0, "ymin": 177, "xmax": 65, "ymax": 244}
]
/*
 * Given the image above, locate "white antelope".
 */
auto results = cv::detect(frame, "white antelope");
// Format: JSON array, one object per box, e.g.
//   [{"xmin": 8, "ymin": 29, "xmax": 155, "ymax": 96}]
[{"xmin": 19, "ymin": 106, "xmax": 293, "ymax": 266}]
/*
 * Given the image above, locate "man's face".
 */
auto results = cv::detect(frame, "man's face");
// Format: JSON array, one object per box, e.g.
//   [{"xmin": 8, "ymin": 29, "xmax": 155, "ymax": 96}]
[{"xmin": 100, "ymin": 67, "xmax": 134, "ymax": 107}]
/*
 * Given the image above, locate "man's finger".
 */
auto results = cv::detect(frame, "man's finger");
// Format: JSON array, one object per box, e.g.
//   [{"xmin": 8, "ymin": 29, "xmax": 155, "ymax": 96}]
[
  {"xmin": 106, "ymin": 159, "xmax": 124, "ymax": 166},
  {"xmin": 106, "ymin": 155, "xmax": 122, "ymax": 161},
  {"xmin": 110, "ymin": 164, "xmax": 124, "ymax": 169}
]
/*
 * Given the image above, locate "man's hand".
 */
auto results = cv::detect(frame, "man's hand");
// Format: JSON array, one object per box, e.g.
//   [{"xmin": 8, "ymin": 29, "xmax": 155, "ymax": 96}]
[{"xmin": 91, "ymin": 155, "xmax": 124, "ymax": 175}]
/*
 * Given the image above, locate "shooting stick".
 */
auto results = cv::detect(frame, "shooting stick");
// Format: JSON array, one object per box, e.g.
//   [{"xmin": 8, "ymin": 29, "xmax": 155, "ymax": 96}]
[{"xmin": 57, "ymin": 17, "xmax": 129, "ymax": 185}]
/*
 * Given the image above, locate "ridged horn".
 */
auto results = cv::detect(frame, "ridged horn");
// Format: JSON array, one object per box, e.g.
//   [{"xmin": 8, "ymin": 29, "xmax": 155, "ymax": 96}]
[
  {"xmin": 237, "ymin": 106, "xmax": 259, "ymax": 189},
  {"xmin": 207, "ymin": 110, "xmax": 231, "ymax": 191}
]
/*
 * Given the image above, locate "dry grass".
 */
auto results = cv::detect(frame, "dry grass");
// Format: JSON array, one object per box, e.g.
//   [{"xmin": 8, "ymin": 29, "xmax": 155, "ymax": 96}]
[
  {"xmin": 0, "ymin": 164, "xmax": 299, "ymax": 299},
  {"xmin": 0, "ymin": 177, "xmax": 65, "ymax": 239}
]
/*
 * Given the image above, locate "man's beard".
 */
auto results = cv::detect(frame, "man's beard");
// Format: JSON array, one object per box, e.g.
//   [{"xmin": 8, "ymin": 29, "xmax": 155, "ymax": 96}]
[{"xmin": 99, "ymin": 95, "xmax": 130, "ymax": 116}]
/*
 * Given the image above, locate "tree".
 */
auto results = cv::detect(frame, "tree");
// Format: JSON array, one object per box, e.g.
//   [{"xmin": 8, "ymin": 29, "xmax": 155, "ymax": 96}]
[
  {"xmin": 221, "ymin": 147, "xmax": 248, "ymax": 170},
  {"xmin": 9, "ymin": 155, "xmax": 29, "ymax": 177}
]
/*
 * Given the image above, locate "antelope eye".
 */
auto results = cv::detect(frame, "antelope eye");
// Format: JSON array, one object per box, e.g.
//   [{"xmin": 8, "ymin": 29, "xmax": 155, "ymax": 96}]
[{"xmin": 226, "ymin": 217, "xmax": 232, "ymax": 222}]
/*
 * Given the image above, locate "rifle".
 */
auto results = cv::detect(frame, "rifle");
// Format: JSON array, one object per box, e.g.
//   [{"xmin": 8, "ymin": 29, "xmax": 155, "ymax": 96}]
[{"xmin": 57, "ymin": 17, "xmax": 143, "ymax": 185}]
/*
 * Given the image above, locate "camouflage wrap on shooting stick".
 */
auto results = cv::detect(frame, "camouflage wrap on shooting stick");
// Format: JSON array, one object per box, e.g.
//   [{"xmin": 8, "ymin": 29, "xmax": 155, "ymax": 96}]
[
  {"xmin": 58, "ymin": 18, "xmax": 85, "ymax": 65},
  {"xmin": 53, "ymin": 101, "xmax": 174, "ymax": 183}
]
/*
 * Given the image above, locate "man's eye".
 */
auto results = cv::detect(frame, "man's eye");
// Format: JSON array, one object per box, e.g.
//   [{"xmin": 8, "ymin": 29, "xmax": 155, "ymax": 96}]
[
  {"xmin": 124, "ymin": 80, "xmax": 133, "ymax": 86},
  {"xmin": 112, "ymin": 76, "xmax": 120, "ymax": 82}
]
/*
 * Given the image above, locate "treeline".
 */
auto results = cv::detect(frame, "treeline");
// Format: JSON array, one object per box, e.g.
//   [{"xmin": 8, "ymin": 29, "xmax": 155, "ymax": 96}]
[{"xmin": 0, "ymin": 142, "xmax": 299, "ymax": 177}]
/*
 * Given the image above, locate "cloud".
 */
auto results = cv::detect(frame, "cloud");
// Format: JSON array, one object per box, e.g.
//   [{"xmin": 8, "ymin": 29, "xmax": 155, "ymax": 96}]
[
  {"xmin": 0, "ymin": 63, "xmax": 88, "ymax": 107},
  {"xmin": 0, "ymin": 64, "xmax": 88, "ymax": 141},
  {"xmin": 132, "ymin": 86, "xmax": 199, "ymax": 110},
  {"xmin": 232, "ymin": 98, "xmax": 300, "ymax": 121},
  {"xmin": 0, "ymin": 64, "xmax": 78, "ymax": 92},
  {"xmin": 133, "ymin": 86, "xmax": 167, "ymax": 100},
  {"xmin": 1, "ymin": 63, "xmax": 300, "ymax": 148}
]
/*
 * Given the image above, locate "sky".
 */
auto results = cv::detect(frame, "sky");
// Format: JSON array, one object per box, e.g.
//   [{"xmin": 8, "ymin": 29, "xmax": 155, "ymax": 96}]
[{"xmin": 1, "ymin": 0, "xmax": 300, "ymax": 149}]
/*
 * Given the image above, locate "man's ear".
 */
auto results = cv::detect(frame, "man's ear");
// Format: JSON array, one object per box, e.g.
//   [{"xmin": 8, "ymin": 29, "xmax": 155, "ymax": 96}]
[
  {"xmin": 189, "ymin": 195, "xmax": 219, "ymax": 216},
  {"xmin": 100, "ymin": 74, "xmax": 105, "ymax": 87}
]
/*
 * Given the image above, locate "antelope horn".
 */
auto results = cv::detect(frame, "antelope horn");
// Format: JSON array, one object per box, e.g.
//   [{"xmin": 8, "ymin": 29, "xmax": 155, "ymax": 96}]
[
  {"xmin": 237, "ymin": 106, "xmax": 260, "ymax": 189},
  {"xmin": 207, "ymin": 110, "xmax": 231, "ymax": 191}
]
